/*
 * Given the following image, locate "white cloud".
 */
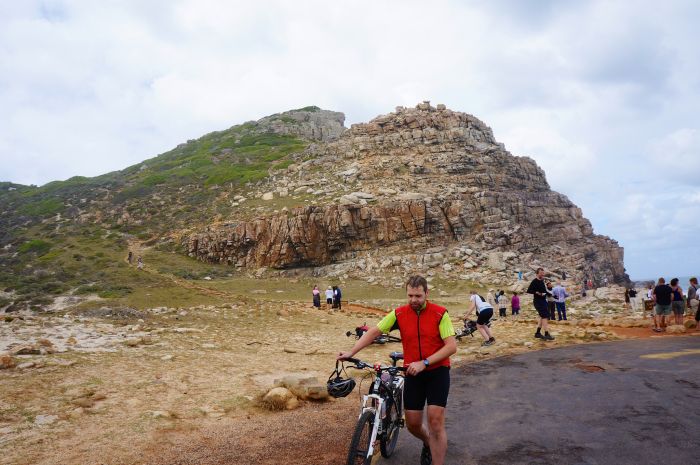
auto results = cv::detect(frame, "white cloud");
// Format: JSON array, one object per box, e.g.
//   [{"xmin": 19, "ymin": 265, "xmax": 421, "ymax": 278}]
[{"xmin": 0, "ymin": 0, "xmax": 699, "ymax": 278}]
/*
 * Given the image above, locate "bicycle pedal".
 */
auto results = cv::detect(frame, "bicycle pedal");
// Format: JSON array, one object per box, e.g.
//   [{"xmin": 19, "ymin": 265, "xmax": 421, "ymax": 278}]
[{"xmin": 399, "ymin": 418, "xmax": 405, "ymax": 428}]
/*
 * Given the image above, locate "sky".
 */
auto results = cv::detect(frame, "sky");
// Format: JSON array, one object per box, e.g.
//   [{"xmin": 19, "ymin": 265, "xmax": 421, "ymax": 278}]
[{"xmin": 1, "ymin": 0, "xmax": 698, "ymax": 279}]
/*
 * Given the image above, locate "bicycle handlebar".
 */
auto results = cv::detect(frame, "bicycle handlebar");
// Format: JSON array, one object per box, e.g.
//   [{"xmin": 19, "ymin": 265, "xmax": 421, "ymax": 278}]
[{"xmin": 341, "ymin": 357, "xmax": 406, "ymax": 372}]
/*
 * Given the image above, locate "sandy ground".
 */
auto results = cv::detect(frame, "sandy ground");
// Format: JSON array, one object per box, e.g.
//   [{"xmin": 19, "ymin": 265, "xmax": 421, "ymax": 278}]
[{"xmin": 1, "ymin": 297, "xmax": 697, "ymax": 465}]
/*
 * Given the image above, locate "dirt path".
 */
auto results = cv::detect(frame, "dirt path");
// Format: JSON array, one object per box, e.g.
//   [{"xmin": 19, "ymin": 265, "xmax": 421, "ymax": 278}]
[{"xmin": 126, "ymin": 238, "xmax": 237, "ymax": 298}]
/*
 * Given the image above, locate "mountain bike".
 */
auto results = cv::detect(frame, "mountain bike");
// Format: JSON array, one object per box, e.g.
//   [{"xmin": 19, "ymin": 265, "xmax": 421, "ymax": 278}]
[
  {"xmin": 340, "ymin": 352, "xmax": 406, "ymax": 465},
  {"xmin": 346, "ymin": 323, "xmax": 402, "ymax": 344}
]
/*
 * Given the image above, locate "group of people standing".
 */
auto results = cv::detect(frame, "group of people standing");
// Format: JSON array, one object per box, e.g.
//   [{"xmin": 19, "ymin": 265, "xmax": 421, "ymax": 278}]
[
  {"xmin": 486, "ymin": 290, "xmax": 521, "ymax": 320},
  {"xmin": 312, "ymin": 285, "xmax": 342, "ymax": 309},
  {"xmin": 647, "ymin": 277, "xmax": 699, "ymax": 332}
]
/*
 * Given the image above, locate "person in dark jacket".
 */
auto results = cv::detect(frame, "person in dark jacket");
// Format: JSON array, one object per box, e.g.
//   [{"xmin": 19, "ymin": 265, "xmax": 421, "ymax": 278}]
[
  {"xmin": 527, "ymin": 268, "xmax": 554, "ymax": 340},
  {"xmin": 333, "ymin": 286, "xmax": 342, "ymax": 310}
]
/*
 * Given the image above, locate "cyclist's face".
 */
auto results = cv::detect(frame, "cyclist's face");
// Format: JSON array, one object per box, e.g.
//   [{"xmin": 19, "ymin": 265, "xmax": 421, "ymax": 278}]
[{"xmin": 407, "ymin": 286, "xmax": 427, "ymax": 311}]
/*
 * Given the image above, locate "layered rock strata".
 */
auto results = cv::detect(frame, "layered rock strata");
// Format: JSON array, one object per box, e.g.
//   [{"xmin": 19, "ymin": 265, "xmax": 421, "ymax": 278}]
[{"xmin": 188, "ymin": 102, "xmax": 627, "ymax": 284}]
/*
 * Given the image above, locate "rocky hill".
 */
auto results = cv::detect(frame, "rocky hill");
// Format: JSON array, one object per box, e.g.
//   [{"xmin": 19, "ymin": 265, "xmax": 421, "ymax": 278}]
[
  {"xmin": 0, "ymin": 102, "xmax": 627, "ymax": 310},
  {"xmin": 187, "ymin": 101, "xmax": 627, "ymax": 287}
]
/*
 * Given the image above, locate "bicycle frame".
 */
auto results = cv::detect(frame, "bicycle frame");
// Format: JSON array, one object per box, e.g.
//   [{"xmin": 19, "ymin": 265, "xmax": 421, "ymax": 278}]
[{"xmin": 356, "ymin": 372, "xmax": 405, "ymax": 459}]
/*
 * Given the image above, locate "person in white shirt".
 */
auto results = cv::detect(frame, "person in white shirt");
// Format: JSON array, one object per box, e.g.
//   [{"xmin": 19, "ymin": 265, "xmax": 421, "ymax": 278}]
[
  {"xmin": 325, "ymin": 286, "xmax": 334, "ymax": 307},
  {"xmin": 465, "ymin": 291, "xmax": 495, "ymax": 346}
]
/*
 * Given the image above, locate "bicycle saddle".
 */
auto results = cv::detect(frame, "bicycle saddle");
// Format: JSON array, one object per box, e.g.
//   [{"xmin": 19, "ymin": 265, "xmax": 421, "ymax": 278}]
[{"xmin": 389, "ymin": 352, "xmax": 404, "ymax": 362}]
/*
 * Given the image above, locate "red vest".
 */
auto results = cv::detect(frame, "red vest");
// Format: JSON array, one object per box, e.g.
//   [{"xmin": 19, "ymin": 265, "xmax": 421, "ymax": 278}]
[{"xmin": 395, "ymin": 301, "xmax": 450, "ymax": 371}]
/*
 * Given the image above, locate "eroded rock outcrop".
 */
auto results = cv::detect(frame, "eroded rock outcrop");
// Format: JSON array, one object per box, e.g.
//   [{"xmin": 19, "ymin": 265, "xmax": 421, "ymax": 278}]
[
  {"xmin": 255, "ymin": 106, "xmax": 345, "ymax": 142},
  {"xmin": 187, "ymin": 102, "xmax": 627, "ymax": 284}
]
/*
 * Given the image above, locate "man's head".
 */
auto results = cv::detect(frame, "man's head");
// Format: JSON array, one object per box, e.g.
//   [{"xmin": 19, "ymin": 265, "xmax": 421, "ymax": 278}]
[
  {"xmin": 658, "ymin": 277, "xmax": 665, "ymax": 284},
  {"xmin": 690, "ymin": 277, "xmax": 698, "ymax": 286},
  {"xmin": 406, "ymin": 275, "xmax": 428, "ymax": 311},
  {"xmin": 536, "ymin": 268, "xmax": 545, "ymax": 279}
]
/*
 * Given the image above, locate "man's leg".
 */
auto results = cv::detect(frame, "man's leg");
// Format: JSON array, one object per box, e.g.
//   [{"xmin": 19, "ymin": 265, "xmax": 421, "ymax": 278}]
[
  {"xmin": 561, "ymin": 303, "xmax": 567, "ymax": 320},
  {"xmin": 426, "ymin": 405, "xmax": 448, "ymax": 465},
  {"xmin": 477, "ymin": 325, "xmax": 489, "ymax": 341},
  {"xmin": 404, "ymin": 409, "xmax": 430, "ymax": 444}
]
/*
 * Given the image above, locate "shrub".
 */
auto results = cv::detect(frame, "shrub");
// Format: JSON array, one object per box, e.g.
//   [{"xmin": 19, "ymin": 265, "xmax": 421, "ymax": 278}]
[
  {"xmin": 18, "ymin": 239, "xmax": 52, "ymax": 256},
  {"xmin": 19, "ymin": 198, "xmax": 64, "ymax": 217}
]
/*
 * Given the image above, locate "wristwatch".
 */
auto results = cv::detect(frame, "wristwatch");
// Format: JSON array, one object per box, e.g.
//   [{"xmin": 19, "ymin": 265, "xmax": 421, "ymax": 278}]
[{"xmin": 423, "ymin": 359, "xmax": 430, "ymax": 367}]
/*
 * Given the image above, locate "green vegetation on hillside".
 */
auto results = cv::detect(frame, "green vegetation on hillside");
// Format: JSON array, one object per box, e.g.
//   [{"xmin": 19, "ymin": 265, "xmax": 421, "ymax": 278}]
[{"xmin": 0, "ymin": 117, "xmax": 315, "ymax": 310}]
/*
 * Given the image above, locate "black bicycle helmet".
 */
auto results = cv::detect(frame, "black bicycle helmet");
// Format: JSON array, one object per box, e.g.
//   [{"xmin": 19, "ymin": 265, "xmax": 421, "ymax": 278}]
[
  {"xmin": 327, "ymin": 361, "xmax": 356, "ymax": 398},
  {"xmin": 327, "ymin": 376, "xmax": 356, "ymax": 398}
]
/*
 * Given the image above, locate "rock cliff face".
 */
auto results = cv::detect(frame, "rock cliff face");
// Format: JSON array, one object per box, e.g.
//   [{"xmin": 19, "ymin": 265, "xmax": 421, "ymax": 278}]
[
  {"xmin": 187, "ymin": 102, "xmax": 627, "ymax": 285},
  {"xmin": 254, "ymin": 106, "xmax": 345, "ymax": 141}
]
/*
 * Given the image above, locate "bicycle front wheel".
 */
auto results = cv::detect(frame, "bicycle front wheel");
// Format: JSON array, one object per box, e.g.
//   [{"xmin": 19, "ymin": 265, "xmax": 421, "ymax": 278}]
[
  {"xmin": 346, "ymin": 410, "xmax": 375, "ymax": 465},
  {"xmin": 380, "ymin": 395, "xmax": 401, "ymax": 457}
]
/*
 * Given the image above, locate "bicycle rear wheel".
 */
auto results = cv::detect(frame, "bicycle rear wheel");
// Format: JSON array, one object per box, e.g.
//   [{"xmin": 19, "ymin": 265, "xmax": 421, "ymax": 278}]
[
  {"xmin": 346, "ymin": 410, "xmax": 375, "ymax": 465},
  {"xmin": 380, "ymin": 396, "xmax": 401, "ymax": 457}
]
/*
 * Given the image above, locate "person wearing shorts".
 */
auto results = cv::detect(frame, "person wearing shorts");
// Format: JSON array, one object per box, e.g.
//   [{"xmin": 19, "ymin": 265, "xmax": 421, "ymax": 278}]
[
  {"xmin": 338, "ymin": 275, "xmax": 456, "ymax": 465},
  {"xmin": 652, "ymin": 278, "xmax": 672, "ymax": 332},
  {"xmin": 467, "ymin": 290, "xmax": 495, "ymax": 346},
  {"xmin": 527, "ymin": 267, "xmax": 555, "ymax": 340},
  {"xmin": 670, "ymin": 278, "xmax": 685, "ymax": 325}
]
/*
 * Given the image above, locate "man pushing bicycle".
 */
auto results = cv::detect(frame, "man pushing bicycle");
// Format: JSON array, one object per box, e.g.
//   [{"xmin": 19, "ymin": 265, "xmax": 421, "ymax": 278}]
[{"xmin": 337, "ymin": 275, "xmax": 457, "ymax": 465}]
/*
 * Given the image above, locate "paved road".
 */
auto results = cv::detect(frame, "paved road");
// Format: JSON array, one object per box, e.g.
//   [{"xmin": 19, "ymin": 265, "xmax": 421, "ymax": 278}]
[{"xmin": 381, "ymin": 336, "xmax": 700, "ymax": 465}]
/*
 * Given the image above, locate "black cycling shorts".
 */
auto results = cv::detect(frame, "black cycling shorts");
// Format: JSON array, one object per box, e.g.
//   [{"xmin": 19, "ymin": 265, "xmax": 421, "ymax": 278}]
[
  {"xmin": 476, "ymin": 307, "xmax": 493, "ymax": 325},
  {"xmin": 534, "ymin": 300, "xmax": 549, "ymax": 319},
  {"xmin": 404, "ymin": 366, "xmax": 450, "ymax": 410}
]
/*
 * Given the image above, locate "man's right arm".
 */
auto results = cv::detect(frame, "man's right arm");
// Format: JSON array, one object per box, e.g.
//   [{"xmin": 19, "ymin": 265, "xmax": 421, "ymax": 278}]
[{"xmin": 338, "ymin": 310, "xmax": 396, "ymax": 360}]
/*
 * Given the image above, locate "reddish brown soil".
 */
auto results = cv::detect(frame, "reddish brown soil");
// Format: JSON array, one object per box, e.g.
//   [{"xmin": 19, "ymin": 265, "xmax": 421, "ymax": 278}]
[{"xmin": 136, "ymin": 399, "xmax": 359, "ymax": 465}]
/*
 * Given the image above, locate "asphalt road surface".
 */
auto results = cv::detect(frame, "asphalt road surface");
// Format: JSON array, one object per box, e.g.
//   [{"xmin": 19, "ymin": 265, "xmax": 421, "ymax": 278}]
[{"xmin": 381, "ymin": 336, "xmax": 700, "ymax": 465}]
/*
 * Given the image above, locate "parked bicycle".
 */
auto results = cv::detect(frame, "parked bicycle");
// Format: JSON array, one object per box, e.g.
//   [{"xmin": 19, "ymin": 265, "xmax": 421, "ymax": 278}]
[
  {"xmin": 327, "ymin": 351, "xmax": 406, "ymax": 465},
  {"xmin": 346, "ymin": 323, "xmax": 402, "ymax": 345}
]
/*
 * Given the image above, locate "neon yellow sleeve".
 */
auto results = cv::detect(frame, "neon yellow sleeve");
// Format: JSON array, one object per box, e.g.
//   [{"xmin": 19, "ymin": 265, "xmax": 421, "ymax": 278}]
[
  {"xmin": 376, "ymin": 310, "xmax": 397, "ymax": 334},
  {"xmin": 439, "ymin": 312, "xmax": 456, "ymax": 339}
]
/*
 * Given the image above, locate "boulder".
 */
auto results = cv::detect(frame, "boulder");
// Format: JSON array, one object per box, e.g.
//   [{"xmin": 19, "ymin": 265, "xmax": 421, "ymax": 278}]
[
  {"xmin": 34, "ymin": 414, "xmax": 59, "ymax": 426},
  {"xmin": 11, "ymin": 345, "xmax": 40, "ymax": 355},
  {"xmin": 275, "ymin": 374, "xmax": 329, "ymax": 401},
  {"xmin": 263, "ymin": 387, "xmax": 298, "ymax": 410},
  {"xmin": 0, "ymin": 355, "xmax": 16, "ymax": 369},
  {"xmin": 666, "ymin": 324, "xmax": 686, "ymax": 334},
  {"xmin": 262, "ymin": 192, "xmax": 274, "ymax": 201}
]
